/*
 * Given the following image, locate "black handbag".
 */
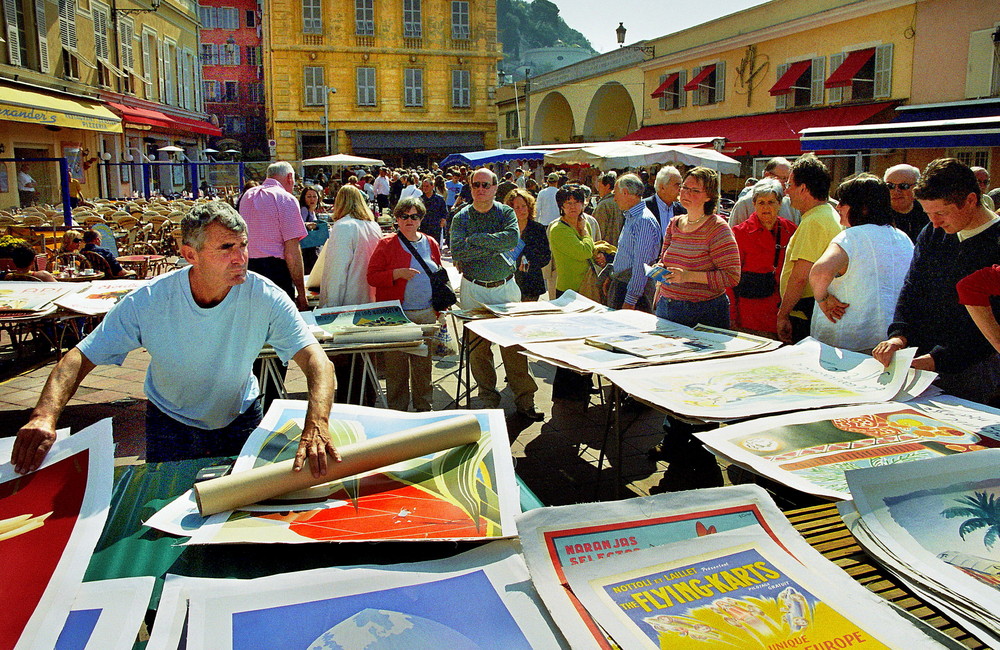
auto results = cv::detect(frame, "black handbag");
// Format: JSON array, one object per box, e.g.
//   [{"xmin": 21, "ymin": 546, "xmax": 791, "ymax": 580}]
[
  {"xmin": 399, "ymin": 235, "xmax": 457, "ymax": 312},
  {"xmin": 732, "ymin": 222, "xmax": 782, "ymax": 299}
]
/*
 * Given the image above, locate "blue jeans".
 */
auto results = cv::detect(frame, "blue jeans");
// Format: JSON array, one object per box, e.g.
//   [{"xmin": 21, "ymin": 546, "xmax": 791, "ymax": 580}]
[
  {"xmin": 145, "ymin": 396, "xmax": 263, "ymax": 462},
  {"xmin": 655, "ymin": 294, "xmax": 730, "ymax": 329}
]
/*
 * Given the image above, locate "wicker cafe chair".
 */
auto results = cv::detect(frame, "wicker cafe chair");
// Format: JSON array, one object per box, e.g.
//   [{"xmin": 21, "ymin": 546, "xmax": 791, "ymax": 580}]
[{"xmin": 80, "ymin": 250, "xmax": 113, "ymax": 276}]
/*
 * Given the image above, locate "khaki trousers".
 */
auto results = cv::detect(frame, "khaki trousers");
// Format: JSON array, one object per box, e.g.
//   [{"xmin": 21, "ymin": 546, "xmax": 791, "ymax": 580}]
[{"xmin": 384, "ymin": 307, "xmax": 437, "ymax": 411}]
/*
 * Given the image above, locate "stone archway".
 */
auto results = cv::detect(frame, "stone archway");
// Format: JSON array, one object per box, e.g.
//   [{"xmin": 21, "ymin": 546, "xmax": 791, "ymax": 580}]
[
  {"xmin": 583, "ymin": 81, "xmax": 638, "ymax": 141},
  {"xmin": 533, "ymin": 92, "xmax": 575, "ymax": 144}
]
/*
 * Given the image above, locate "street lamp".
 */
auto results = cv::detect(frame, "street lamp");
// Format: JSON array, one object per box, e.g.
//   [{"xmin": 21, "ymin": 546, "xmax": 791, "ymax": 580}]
[
  {"xmin": 321, "ymin": 86, "xmax": 338, "ymax": 155},
  {"xmin": 615, "ymin": 23, "xmax": 654, "ymax": 58}
]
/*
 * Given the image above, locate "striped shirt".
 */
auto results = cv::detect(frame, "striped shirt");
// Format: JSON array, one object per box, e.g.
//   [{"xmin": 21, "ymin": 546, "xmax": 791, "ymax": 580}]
[
  {"xmin": 613, "ymin": 202, "xmax": 662, "ymax": 305},
  {"xmin": 658, "ymin": 215, "xmax": 741, "ymax": 303}
]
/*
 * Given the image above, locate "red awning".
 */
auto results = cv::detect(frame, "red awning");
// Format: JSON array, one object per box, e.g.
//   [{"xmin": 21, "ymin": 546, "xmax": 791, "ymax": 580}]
[
  {"xmin": 170, "ymin": 115, "xmax": 222, "ymax": 137},
  {"xmin": 683, "ymin": 65, "xmax": 716, "ymax": 92},
  {"xmin": 107, "ymin": 102, "xmax": 175, "ymax": 129},
  {"xmin": 650, "ymin": 72, "xmax": 679, "ymax": 99},
  {"xmin": 769, "ymin": 60, "xmax": 813, "ymax": 96},
  {"xmin": 825, "ymin": 48, "xmax": 875, "ymax": 88},
  {"xmin": 624, "ymin": 102, "xmax": 896, "ymax": 157}
]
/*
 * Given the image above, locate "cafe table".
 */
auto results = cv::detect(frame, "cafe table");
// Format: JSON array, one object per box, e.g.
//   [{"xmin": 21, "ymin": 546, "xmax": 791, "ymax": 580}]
[{"xmin": 117, "ymin": 255, "xmax": 165, "ymax": 278}]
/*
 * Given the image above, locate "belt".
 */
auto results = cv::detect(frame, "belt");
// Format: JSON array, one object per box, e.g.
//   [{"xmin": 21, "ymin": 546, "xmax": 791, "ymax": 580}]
[{"xmin": 469, "ymin": 274, "xmax": 513, "ymax": 289}]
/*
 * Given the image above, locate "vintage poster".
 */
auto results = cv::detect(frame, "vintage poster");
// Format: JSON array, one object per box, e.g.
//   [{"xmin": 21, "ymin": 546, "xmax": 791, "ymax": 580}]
[
  {"xmin": 846, "ymin": 450, "xmax": 1000, "ymax": 633},
  {"xmin": 313, "ymin": 300, "xmax": 425, "ymax": 343},
  {"xmin": 54, "ymin": 577, "xmax": 155, "ymax": 650},
  {"xmin": 515, "ymin": 485, "xmax": 901, "ymax": 649},
  {"xmin": 696, "ymin": 396, "xmax": 1000, "ymax": 500},
  {"xmin": 0, "ymin": 420, "xmax": 113, "ymax": 650},
  {"xmin": 564, "ymin": 531, "xmax": 937, "ymax": 650},
  {"xmin": 0, "ymin": 282, "xmax": 75, "ymax": 314},
  {"xmin": 602, "ymin": 338, "xmax": 919, "ymax": 421},
  {"xmin": 54, "ymin": 280, "xmax": 149, "ymax": 316},
  {"xmin": 146, "ymin": 401, "xmax": 520, "ymax": 544},
  {"xmin": 183, "ymin": 541, "xmax": 566, "ymax": 650}
]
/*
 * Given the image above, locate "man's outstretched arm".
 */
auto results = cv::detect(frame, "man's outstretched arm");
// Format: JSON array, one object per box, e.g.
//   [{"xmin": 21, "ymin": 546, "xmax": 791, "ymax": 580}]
[{"xmin": 291, "ymin": 343, "xmax": 339, "ymax": 477}]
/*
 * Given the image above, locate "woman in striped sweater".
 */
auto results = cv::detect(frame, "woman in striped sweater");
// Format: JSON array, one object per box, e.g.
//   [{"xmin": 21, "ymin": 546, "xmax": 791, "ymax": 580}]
[{"xmin": 654, "ymin": 166, "xmax": 741, "ymax": 328}]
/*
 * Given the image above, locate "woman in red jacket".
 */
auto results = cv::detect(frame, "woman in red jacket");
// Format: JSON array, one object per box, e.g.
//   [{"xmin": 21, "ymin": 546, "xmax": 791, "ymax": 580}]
[{"xmin": 367, "ymin": 197, "xmax": 443, "ymax": 411}]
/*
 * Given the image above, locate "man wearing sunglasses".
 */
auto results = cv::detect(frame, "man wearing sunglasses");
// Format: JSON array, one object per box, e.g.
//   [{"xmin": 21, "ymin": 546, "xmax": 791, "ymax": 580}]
[
  {"xmin": 451, "ymin": 168, "xmax": 543, "ymax": 421},
  {"xmin": 884, "ymin": 164, "xmax": 928, "ymax": 242}
]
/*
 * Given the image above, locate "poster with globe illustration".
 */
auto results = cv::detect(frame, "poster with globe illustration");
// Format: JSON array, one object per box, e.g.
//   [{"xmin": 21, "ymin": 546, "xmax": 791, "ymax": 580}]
[
  {"xmin": 163, "ymin": 401, "xmax": 519, "ymax": 544},
  {"xmin": 183, "ymin": 541, "xmax": 566, "ymax": 649}
]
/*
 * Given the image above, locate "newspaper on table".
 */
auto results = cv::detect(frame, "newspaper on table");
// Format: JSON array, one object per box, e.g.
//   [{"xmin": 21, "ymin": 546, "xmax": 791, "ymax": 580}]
[
  {"xmin": 144, "ymin": 400, "xmax": 520, "ymax": 544},
  {"xmin": 695, "ymin": 394, "xmax": 1000, "ymax": 500},
  {"xmin": 53, "ymin": 279, "xmax": 149, "ymax": 315},
  {"xmin": 602, "ymin": 337, "xmax": 924, "ymax": 421},
  {"xmin": 169, "ymin": 542, "xmax": 567, "ymax": 650},
  {"xmin": 0, "ymin": 419, "xmax": 113, "ymax": 650},
  {"xmin": 521, "ymin": 323, "xmax": 780, "ymax": 373},
  {"xmin": 842, "ymin": 449, "xmax": 1000, "ymax": 645},
  {"xmin": 313, "ymin": 299, "xmax": 428, "ymax": 343},
  {"xmin": 55, "ymin": 577, "xmax": 155, "ymax": 650},
  {"xmin": 564, "ymin": 529, "xmax": 942, "ymax": 650},
  {"xmin": 516, "ymin": 485, "xmax": 938, "ymax": 649},
  {"xmin": 0, "ymin": 281, "xmax": 76, "ymax": 314}
]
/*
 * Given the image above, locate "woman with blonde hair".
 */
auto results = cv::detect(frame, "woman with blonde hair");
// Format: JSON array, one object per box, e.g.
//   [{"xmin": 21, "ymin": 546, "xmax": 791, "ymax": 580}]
[{"xmin": 318, "ymin": 184, "xmax": 383, "ymax": 308}]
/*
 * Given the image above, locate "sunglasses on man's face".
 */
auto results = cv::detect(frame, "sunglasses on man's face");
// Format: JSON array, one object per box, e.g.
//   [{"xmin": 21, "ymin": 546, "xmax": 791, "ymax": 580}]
[
  {"xmin": 885, "ymin": 182, "xmax": 914, "ymax": 191},
  {"xmin": 471, "ymin": 182, "xmax": 495, "ymax": 189}
]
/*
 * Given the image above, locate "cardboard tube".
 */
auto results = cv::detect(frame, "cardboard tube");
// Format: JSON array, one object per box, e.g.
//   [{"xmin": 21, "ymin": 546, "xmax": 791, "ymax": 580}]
[{"xmin": 194, "ymin": 414, "xmax": 482, "ymax": 516}]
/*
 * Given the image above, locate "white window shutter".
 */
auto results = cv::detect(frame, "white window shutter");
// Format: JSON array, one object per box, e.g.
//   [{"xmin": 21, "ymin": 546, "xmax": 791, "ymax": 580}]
[
  {"xmin": 93, "ymin": 6, "xmax": 108, "ymax": 61},
  {"xmin": 5, "ymin": 0, "xmax": 21, "ymax": 67},
  {"xmin": 657, "ymin": 74, "xmax": 666, "ymax": 111},
  {"xmin": 828, "ymin": 53, "xmax": 844, "ymax": 103},
  {"xmin": 874, "ymin": 43, "xmax": 893, "ymax": 98},
  {"xmin": 810, "ymin": 56, "xmax": 825, "ymax": 105},
  {"xmin": 775, "ymin": 63, "xmax": 788, "ymax": 111},
  {"xmin": 58, "ymin": 0, "xmax": 76, "ymax": 49},
  {"xmin": 715, "ymin": 60, "xmax": 725, "ymax": 103},
  {"xmin": 157, "ymin": 39, "xmax": 165, "ymax": 100},
  {"xmin": 35, "ymin": 0, "xmax": 49, "ymax": 72}
]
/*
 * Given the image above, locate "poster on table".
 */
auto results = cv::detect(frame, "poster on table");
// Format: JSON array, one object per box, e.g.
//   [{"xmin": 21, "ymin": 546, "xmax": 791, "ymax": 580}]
[
  {"xmin": 145, "ymin": 575, "xmax": 222, "ymax": 650},
  {"xmin": 54, "ymin": 280, "xmax": 149, "ymax": 316},
  {"xmin": 520, "ymin": 324, "xmax": 780, "ymax": 373},
  {"xmin": 695, "ymin": 395, "xmax": 1000, "ymax": 500},
  {"xmin": 182, "ymin": 541, "xmax": 566, "ymax": 650},
  {"xmin": 602, "ymin": 338, "xmax": 922, "ymax": 421},
  {"xmin": 54, "ymin": 577, "xmax": 155, "ymax": 650},
  {"xmin": 564, "ymin": 530, "xmax": 939, "ymax": 650},
  {"xmin": 145, "ymin": 401, "xmax": 519, "ymax": 544},
  {"xmin": 465, "ymin": 309, "xmax": 656, "ymax": 348},
  {"xmin": 483, "ymin": 289, "xmax": 609, "ymax": 317},
  {"xmin": 0, "ymin": 420, "xmax": 113, "ymax": 650},
  {"xmin": 845, "ymin": 449, "xmax": 1000, "ymax": 632},
  {"xmin": 0, "ymin": 282, "xmax": 76, "ymax": 314},
  {"xmin": 515, "ymin": 484, "xmax": 911, "ymax": 649},
  {"xmin": 313, "ymin": 300, "xmax": 424, "ymax": 342}
]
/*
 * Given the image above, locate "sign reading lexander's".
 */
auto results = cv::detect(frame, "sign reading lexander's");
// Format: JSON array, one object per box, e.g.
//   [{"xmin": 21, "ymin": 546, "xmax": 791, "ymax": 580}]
[{"xmin": 0, "ymin": 85, "xmax": 123, "ymax": 133}]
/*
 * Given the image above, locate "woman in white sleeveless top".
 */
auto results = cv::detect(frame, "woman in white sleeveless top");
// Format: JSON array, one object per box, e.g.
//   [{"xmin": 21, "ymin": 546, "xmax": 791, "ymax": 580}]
[{"xmin": 809, "ymin": 174, "xmax": 913, "ymax": 352}]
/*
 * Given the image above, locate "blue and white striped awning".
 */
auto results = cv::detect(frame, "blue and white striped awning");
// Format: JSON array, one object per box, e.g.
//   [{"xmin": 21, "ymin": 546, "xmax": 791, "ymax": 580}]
[{"xmin": 800, "ymin": 115, "xmax": 1000, "ymax": 150}]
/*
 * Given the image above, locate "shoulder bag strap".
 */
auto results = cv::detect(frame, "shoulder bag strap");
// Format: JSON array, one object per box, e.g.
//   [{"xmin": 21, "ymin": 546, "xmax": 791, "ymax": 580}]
[
  {"xmin": 772, "ymin": 222, "xmax": 782, "ymax": 270},
  {"xmin": 398, "ymin": 234, "xmax": 435, "ymax": 276}
]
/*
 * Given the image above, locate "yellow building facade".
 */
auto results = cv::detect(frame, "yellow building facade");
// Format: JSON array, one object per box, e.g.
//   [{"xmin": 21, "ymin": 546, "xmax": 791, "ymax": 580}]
[
  {"xmin": 0, "ymin": 0, "xmax": 213, "ymax": 205},
  {"xmin": 264, "ymin": 0, "xmax": 501, "ymax": 166}
]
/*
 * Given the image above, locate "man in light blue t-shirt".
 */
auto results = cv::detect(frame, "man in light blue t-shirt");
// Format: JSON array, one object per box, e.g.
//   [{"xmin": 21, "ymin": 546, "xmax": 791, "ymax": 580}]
[{"xmin": 12, "ymin": 203, "xmax": 339, "ymax": 477}]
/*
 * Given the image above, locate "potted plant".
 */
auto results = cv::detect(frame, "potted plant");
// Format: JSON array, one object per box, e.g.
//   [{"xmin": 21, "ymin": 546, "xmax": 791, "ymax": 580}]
[{"xmin": 0, "ymin": 234, "xmax": 29, "ymax": 271}]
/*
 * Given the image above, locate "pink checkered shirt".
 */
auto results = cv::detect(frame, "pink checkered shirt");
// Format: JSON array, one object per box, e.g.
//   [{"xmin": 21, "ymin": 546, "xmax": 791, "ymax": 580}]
[{"xmin": 238, "ymin": 178, "xmax": 307, "ymax": 259}]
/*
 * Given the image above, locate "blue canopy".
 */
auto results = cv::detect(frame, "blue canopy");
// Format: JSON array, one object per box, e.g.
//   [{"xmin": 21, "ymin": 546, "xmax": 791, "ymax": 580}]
[{"xmin": 439, "ymin": 148, "xmax": 545, "ymax": 168}]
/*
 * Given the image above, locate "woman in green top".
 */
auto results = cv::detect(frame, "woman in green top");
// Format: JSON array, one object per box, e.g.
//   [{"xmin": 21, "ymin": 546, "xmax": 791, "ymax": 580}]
[{"xmin": 549, "ymin": 184, "xmax": 595, "ymax": 294}]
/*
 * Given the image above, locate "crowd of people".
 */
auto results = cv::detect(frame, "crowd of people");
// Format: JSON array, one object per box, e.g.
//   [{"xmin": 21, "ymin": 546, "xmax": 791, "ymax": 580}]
[{"xmin": 10, "ymin": 153, "xmax": 1000, "ymax": 477}]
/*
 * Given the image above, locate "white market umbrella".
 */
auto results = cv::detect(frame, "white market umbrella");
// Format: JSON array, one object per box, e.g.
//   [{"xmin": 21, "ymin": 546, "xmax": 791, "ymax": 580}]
[
  {"xmin": 157, "ymin": 145, "xmax": 184, "ymax": 153},
  {"xmin": 202, "ymin": 148, "xmax": 220, "ymax": 154},
  {"xmin": 301, "ymin": 154, "xmax": 386, "ymax": 167},
  {"xmin": 544, "ymin": 142, "xmax": 741, "ymax": 174}
]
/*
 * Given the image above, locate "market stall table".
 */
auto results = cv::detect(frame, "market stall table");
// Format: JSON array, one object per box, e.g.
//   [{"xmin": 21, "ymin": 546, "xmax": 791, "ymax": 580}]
[{"xmin": 116, "ymin": 255, "xmax": 165, "ymax": 278}]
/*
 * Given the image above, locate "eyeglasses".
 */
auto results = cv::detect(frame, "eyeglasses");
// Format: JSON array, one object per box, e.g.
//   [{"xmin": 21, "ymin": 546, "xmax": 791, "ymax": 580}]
[
  {"xmin": 470, "ymin": 182, "xmax": 495, "ymax": 189},
  {"xmin": 398, "ymin": 213, "xmax": 421, "ymax": 221},
  {"xmin": 680, "ymin": 185, "xmax": 705, "ymax": 194},
  {"xmin": 885, "ymin": 182, "xmax": 914, "ymax": 191},
  {"xmin": 72, "ymin": 238, "xmax": 82, "ymax": 243}
]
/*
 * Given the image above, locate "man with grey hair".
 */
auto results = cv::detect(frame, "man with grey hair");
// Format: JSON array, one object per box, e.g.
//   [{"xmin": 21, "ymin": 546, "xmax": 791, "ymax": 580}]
[
  {"xmin": 728, "ymin": 157, "xmax": 800, "ymax": 227},
  {"xmin": 971, "ymin": 167, "xmax": 995, "ymax": 212},
  {"xmin": 644, "ymin": 166, "xmax": 686, "ymax": 239},
  {"xmin": 884, "ymin": 163, "xmax": 928, "ymax": 242},
  {"xmin": 592, "ymin": 171, "xmax": 621, "ymax": 246},
  {"xmin": 12, "ymin": 202, "xmax": 339, "ymax": 477},
  {"xmin": 609, "ymin": 173, "xmax": 661, "ymax": 311},
  {"xmin": 239, "ymin": 160, "xmax": 309, "ymax": 310}
]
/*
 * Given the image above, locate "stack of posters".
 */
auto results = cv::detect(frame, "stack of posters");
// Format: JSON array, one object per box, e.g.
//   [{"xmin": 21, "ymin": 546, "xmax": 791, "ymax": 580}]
[
  {"xmin": 0, "ymin": 281, "xmax": 75, "ymax": 315},
  {"xmin": 53, "ymin": 280, "xmax": 149, "ymax": 315},
  {"xmin": 465, "ymin": 307, "xmax": 657, "ymax": 348},
  {"xmin": 55, "ymin": 577, "xmax": 155, "ymax": 650},
  {"xmin": 313, "ymin": 300, "xmax": 428, "ymax": 343},
  {"xmin": 602, "ymin": 337, "xmax": 929, "ymax": 421},
  {"xmin": 145, "ymin": 401, "xmax": 520, "ymax": 544},
  {"xmin": 521, "ymin": 323, "xmax": 780, "ymax": 373},
  {"xmin": 482, "ymin": 290, "xmax": 610, "ymax": 317},
  {"xmin": 0, "ymin": 420, "xmax": 113, "ymax": 650},
  {"xmin": 695, "ymin": 395, "xmax": 1000, "ymax": 500},
  {"xmin": 841, "ymin": 450, "xmax": 1000, "ymax": 646},
  {"xmin": 147, "ymin": 542, "xmax": 567, "ymax": 650},
  {"xmin": 516, "ymin": 485, "xmax": 943, "ymax": 649}
]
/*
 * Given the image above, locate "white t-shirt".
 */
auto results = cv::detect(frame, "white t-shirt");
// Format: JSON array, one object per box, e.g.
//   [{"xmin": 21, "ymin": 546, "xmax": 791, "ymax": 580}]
[
  {"xmin": 810, "ymin": 224, "xmax": 913, "ymax": 352},
  {"xmin": 79, "ymin": 268, "xmax": 314, "ymax": 429},
  {"xmin": 535, "ymin": 186, "xmax": 559, "ymax": 225},
  {"xmin": 399, "ymin": 184, "xmax": 422, "ymax": 200}
]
